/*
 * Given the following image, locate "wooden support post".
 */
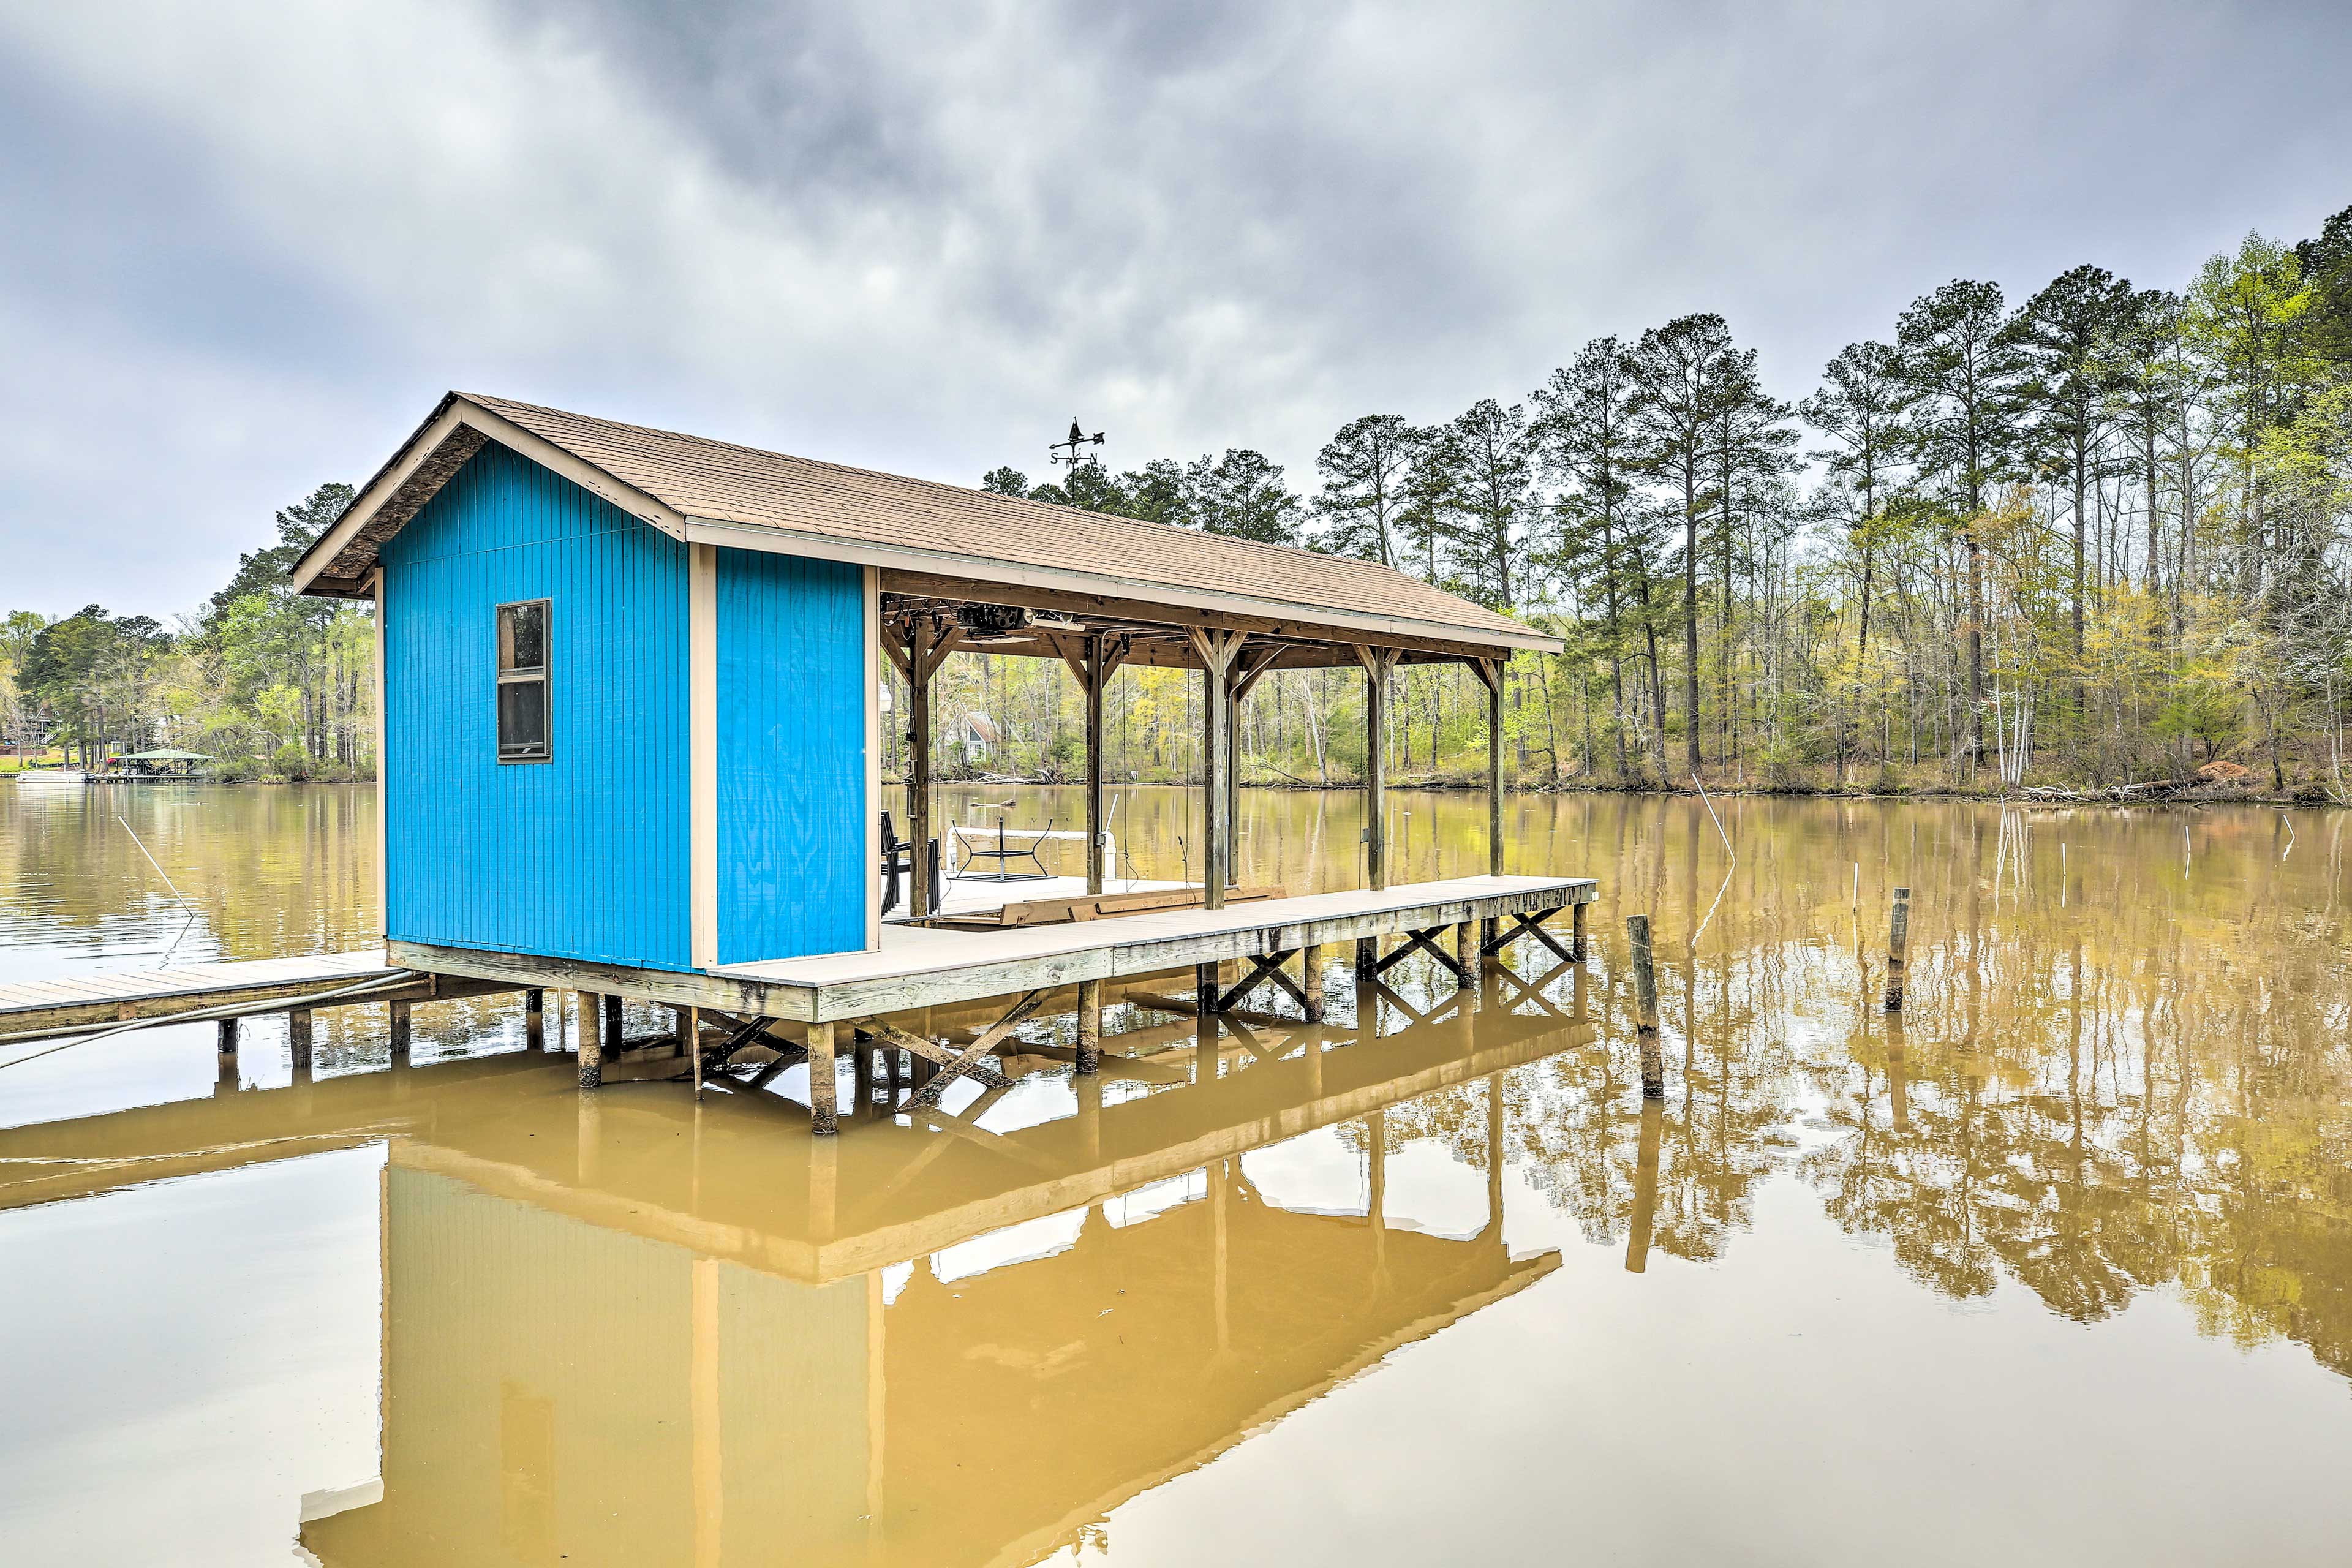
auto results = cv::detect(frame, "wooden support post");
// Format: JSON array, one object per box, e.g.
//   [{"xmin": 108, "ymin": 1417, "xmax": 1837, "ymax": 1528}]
[
  {"xmin": 689, "ymin": 1006, "xmax": 704, "ymax": 1101},
  {"xmin": 388, "ymin": 999, "xmax": 412, "ymax": 1065},
  {"xmin": 576, "ymin": 996, "xmax": 602, "ymax": 1088},
  {"xmin": 1884, "ymin": 885, "xmax": 1911, "ymax": 1013},
  {"xmin": 1627, "ymin": 914, "xmax": 1662, "ymax": 1099},
  {"xmin": 216, "ymin": 1017, "xmax": 239, "ymax": 1089},
  {"xmin": 908, "ymin": 616, "xmax": 934, "ymax": 917},
  {"xmin": 1224, "ymin": 684, "xmax": 1241, "ymax": 889},
  {"xmin": 1301, "ymin": 944, "xmax": 1325, "ymax": 1023},
  {"xmin": 1076, "ymin": 978, "xmax": 1102, "ymax": 1074},
  {"xmin": 1358, "ymin": 646, "xmax": 1393, "ymax": 891},
  {"xmin": 1572, "ymin": 900, "xmax": 1588, "ymax": 962},
  {"xmin": 603, "ymin": 993, "xmax": 624, "ymax": 1055},
  {"xmin": 1355, "ymin": 934, "xmax": 1378, "ymax": 978},
  {"xmin": 1454, "ymin": 921, "xmax": 1480, "ymax": 990},
  {"xmin": 809, "ymin": 1020, "xmax": 839, "ymax": 1136},
  {"xmin": 524, "ymin": 989, "xmax": 544, "ymax": 1051},
  {"xmin": 1196, "ymin": 960, "xmax": 1221, "ymax": 1015},
  {"xmin": 1480, "ymin": 657, "xmax": 1505, "ymax": 876},
  {"xmin": 1188, "ymin": 629, "xmax": 1245, "ymax": 911},
  {"xmin": 287, "ymin": 1009, "xmax": 312, "ymax": 1072},
  {"xmin": 853, "ymin": 1033, "xmax": 874, "ymax": 1112},
  {"xmin": 1084, "ymin": 631, "xmax": 1107, "ymax": 897}
]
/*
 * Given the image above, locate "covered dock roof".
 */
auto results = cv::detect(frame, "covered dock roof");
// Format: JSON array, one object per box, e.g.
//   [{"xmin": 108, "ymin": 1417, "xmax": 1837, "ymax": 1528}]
[{"xmin": 290, "ymin": 391, "xmax": 1559, "ymax": 663}]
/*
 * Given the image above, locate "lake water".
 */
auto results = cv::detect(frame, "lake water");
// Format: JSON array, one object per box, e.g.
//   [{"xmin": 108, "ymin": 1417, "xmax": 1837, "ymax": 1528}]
[{"xmin": 3, "ymin": 782, "xmax": 2350, "ymax": 1565}]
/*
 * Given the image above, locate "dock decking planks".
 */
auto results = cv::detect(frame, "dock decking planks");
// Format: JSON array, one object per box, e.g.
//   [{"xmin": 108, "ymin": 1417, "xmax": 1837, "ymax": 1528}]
[{"xmin": 0, "ymin": 949, "xmax": 435, "ymax": 1041}]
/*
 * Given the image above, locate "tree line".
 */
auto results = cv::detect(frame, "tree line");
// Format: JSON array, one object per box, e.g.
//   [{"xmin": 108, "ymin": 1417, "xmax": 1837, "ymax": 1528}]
[
  {"xmin": 10, "ymin": 198, "xmax": 2346, "ymax": 794},
  {"xmin": 2, "ymin": 484, "xmax": 374, "ymax": 779},
  {"xmin": 973, "ymin": 200, "xmax": 2352, "ymax": 795}
]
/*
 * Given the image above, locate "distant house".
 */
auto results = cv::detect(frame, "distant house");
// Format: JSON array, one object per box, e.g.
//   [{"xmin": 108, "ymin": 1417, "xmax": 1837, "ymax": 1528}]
[{"xmin": 957, "ymin": 711, "xmax": 1001, "ymax": 759}]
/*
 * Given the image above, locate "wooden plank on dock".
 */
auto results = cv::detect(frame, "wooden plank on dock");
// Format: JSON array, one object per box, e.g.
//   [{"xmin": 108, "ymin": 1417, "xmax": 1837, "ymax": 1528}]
[{"xmin": 0, "ymin": 949, "xmax": 516, "ymax": 1042}]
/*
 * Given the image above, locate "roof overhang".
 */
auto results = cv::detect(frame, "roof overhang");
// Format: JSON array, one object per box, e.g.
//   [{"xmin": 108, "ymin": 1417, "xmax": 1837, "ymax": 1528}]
[{"xmin": 289, "ymin": 393, "xmax": 690, "ymax": 597}]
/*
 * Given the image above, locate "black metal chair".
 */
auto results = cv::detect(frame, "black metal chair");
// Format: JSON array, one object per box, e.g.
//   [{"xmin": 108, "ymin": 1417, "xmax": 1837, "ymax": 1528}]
[{"xmin": 881, "ymin": 813, "xmax": 942, "ymax": 916}]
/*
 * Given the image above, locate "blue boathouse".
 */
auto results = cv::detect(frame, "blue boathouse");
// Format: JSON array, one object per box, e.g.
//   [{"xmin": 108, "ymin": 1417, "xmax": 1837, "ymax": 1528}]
[{"xmin": 294, "ymin": 393, "xmax": 1586, "ymax": 1130}]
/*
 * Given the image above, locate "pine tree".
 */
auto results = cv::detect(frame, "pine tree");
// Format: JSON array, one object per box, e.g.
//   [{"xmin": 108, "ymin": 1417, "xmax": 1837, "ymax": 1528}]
[
  {"xmin": 2008, "ymin": 264, "xmax": 2134, "ymax": 667},
  {"xmin": 1627, "ymin": 312, "xmax": 1732, "ymax": 774},
  {"xmin": 1315, "ymin": 414, "xmax": 1420, "ymax": 566},
  {"xmin": 1897, "ymin": 279, "xmax": 2024, "ymax": 764},
  {"xmin": 1433, "ymin": 398, "xmax": 1533, "ymax": 608}
]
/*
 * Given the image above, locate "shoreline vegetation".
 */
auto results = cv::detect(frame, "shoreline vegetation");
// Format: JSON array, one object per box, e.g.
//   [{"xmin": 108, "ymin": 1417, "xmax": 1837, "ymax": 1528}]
[{"xmin": 9, "ymin": 205, "xmax": 2348, "ymax": 801}]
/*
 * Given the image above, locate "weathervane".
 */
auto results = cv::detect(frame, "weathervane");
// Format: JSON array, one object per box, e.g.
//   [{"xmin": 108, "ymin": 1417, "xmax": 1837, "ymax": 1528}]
[{"xmin": 1048, "ymin": 416, "xmax": 1106, "ymax": 470}]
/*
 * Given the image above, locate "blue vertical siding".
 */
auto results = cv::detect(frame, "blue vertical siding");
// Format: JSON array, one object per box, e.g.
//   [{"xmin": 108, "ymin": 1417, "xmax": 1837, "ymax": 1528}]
[
  {"xmin": 380, "ymin": 442, "xmax": 692, "ymax": 970},
  {"xmin": 716, "ymin": 547, "xmax": 867, "ymax": 962}
]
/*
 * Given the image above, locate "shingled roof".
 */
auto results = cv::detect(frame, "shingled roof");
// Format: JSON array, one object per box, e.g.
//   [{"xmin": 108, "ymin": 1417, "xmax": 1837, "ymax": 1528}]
[{"xmin": 291, "ymin": 392, "xmax": 1558, "ymax": 656}]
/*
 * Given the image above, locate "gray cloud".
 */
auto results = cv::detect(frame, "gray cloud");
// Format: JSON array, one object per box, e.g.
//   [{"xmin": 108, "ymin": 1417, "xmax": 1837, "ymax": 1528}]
[{"xmin": 2, "ymin": 0, "xmax": 2346, "ymax": 615}]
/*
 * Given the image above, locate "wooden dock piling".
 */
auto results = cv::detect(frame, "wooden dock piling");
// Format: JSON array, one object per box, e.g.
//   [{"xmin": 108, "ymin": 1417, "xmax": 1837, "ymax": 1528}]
[
  {"xmin": 524, "ymin": 989, "xmax": 544, "ymax": 1051},
  {"xmin": 1883, "ymin": 886, "xmax": 1911, "ymax": 1013},
  {"xmin": 1302, "ymin": 944, "xmax": 1325, "ymax": 1022},
  {"xmin": 577, "ymin": 993, "xmax": 602, "ymax": 1088},
  {"xmin": 388, "ymin": 1000, "xmax": 411, "ymax": 1065},
  {"xmin": 287, "ymin": 1008, "xmax": 313, "ymax": 1072},
  {"xmin": 1627, "ymin": 914, "xmax": 1662, "ymax": 1099},
  {"xmin": 808, "ymin": 1020, "xmax": 839, "ymax": 1136},
  {"xmin": 1571, "ymin": 901, "xmax": 1586, "ymax": 961},
  {"xmin": 1075, "ymin": 978, "xmax": 1102, "ymax": 1074},
  {"xmin": 1454, "ymin": 921, "xmax": 1480, "ymax": 990}
]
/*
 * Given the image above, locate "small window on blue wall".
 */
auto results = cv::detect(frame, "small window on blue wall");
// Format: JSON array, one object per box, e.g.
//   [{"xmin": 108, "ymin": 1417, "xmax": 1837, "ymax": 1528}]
[{"xmin": 496, "ymin": 600, "xmax": 551, "ymax": 761}]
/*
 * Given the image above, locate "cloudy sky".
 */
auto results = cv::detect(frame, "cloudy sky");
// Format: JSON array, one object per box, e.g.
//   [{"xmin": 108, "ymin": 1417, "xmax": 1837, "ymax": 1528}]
[{"xmin": 3, "ymin": 0, "xmax": 2346, "ymax": 616}]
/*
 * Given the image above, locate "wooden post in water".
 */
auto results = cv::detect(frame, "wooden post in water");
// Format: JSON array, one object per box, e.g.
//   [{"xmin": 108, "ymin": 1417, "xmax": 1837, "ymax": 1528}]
[
  {"xmin": 1883, "ymin": 886, "xmax": 1911, "ymax": 1013},
  {"xmin": 524, "ymin": 989, "xmax": 544, "ymax": 1052},
  {"xmin": 388, "ymin": 1000, "xmax": 412, "ymax": 1066},
  {"xmin": 1571, "ymin": 901, "xmax": 1587, "ymax": 962},
  {"xmin": 603, "ymin": 993, "xmax": 624, "ymax": 1055},
  {"xmin": 287, "ymin": 1009, "xmax": 313, "ymax": 1072},
  {"xmin": 217, "ymin": 1017, "xmax": 239, "ymax": 1089},
  {"xmin": 1627, "ymin": 914, "xmax": 1662, "ymax": 1099},
  {"xmin": 688, "ymin": 1006, "xmax": 704, "ymax": 1101},
  {"xmin": 1453, "ymin": 920, "xmax": 1479, "ymax": 990},
  {"xmin": 1076, "ymin": 978, "xmax": 1102, "ymax": 1074},
  {"xmin": 576, "ymin": 993, "xmax": 602, "ymax": 1088},
  {"xmin": 1301, "ymin": 943, "xmax": 1325, "ymax": 1023},
  {"xmin": 808, "ymin": 1020, "xmax": 839, "ymax": 1135}
]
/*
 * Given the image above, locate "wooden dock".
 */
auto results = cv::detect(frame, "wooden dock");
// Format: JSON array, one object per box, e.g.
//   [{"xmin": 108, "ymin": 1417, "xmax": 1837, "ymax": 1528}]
[
  {"xmin": 398, "ymin": 875, "xmax": 1593, "ymax": 1022},
  {"xmin": 394, "ymin": 873, "xmax": 1594, "ymax": 1132}
]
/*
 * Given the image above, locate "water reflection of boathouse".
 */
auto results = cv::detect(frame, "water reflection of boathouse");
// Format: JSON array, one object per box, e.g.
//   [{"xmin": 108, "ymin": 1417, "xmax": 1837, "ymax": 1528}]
[{"xmin": 0, "ymin": 976, "xmax": 1585, "ymax": 1567}]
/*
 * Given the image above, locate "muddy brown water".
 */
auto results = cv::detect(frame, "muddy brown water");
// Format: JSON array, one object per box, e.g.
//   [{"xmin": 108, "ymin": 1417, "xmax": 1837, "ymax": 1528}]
[{"xmin": 3, "ymin": 782, "xmax": 2351, "ymax": 1565}]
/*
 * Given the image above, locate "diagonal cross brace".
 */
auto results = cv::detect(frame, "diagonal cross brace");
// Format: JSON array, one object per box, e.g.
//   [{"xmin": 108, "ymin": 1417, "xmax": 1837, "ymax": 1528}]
[
  {"xmin": 1482, "ymin": 908, "xmax": 1572, "ymax": 963},
  {"xmin": 897, "ymin": 988, "xmax": 1044, "ymax": 1115},
  {"xmin": 864, "ymin": 1019, "xmax": 1012, "ymax": 1092},
  {"xmin": 1375, "ymin": 927, "xmax": 1466, "ymax": 982},
  {"xmin": 1216, "ymin": 949, "xmax": 1305, "ymax": 1012}
]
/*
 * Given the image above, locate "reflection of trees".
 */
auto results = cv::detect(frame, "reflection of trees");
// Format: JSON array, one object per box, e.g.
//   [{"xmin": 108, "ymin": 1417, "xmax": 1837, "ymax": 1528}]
[
  {"xmin": 1355, "ymin": 793, "xmax": 2352, "ymax": 1385},
  {"xmin": 1785, "ymin": 805, "xmax": 2352, "ymax": 1381}
]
